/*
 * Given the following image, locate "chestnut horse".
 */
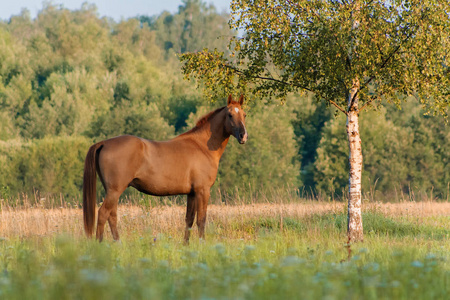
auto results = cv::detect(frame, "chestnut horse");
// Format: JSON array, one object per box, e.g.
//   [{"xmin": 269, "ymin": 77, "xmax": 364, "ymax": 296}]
[{"xmin": 83, "ymin": 95, "xmax": 248, "ymax": 243}]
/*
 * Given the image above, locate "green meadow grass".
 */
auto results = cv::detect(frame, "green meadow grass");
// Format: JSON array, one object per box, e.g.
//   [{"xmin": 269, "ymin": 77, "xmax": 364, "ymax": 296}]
[{"xmin": 0, "ymin": 212, "xmax": 448, "ymax": 299}]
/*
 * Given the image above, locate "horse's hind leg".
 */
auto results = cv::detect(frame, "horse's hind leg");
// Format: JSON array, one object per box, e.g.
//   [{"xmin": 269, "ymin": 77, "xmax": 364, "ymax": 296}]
[
  {"xmin": 96, "ymin": 190, "xmax": 121, "ymax": 242},
  {"xmin": 108, "ymin": 205, "xmax": 120, "ymax": 241},
  {"xmin": 184, "ymin": 193, "xmax": 196, "ymax": 244}
]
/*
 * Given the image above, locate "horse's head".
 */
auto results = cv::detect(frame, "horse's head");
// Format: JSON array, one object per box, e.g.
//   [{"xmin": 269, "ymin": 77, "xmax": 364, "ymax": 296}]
[{"xmin": 225, "ymin": 95, "xmax": 248, "ymax": 144}]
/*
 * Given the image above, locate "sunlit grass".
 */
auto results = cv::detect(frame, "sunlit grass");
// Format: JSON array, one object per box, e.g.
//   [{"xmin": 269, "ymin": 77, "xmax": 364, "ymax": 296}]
[
  {"xmin": 0, "ymin": 227, "xmax": 448, "ymax": 299},
  {"xmin": 0, "ymin": 199, "xmax": 449, "ymax": 299}
]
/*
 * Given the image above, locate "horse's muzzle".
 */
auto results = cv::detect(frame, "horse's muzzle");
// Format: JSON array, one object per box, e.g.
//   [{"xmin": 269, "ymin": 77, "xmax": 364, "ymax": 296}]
[{"xmin": 238, "ymin": 132, "xmax": 248, "ymax": 144}]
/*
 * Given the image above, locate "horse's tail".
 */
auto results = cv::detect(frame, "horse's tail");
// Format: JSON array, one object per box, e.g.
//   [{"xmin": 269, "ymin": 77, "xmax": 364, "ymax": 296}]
[{"xmin": 83, "ymin": 142, "xmax": 104, "ymax": 238}]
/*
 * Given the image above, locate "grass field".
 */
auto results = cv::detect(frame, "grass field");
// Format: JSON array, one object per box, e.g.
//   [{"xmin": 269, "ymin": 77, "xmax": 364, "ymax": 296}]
[{"xmin": 0, "ymin": 199, "xmax": 449, "ymax": 299}]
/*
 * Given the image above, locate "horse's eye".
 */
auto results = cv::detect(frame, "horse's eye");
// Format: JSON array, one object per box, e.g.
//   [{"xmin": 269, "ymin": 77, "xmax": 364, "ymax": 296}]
[
  {"xmin": 228, "ymin": 113, "xmax": 233, "ymax": 118},
  {"xmin": 244, "ymin": 113, "xmax": 247, "ymax": 118}
]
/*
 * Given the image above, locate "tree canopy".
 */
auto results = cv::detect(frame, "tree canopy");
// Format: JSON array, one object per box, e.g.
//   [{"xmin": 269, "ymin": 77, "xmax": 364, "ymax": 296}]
[
  {"xmin": 182, "ymin": 0, "xmax": 450, "ymax": 115},
  {"xmin": 180, "ymin": 0, "xmax": 450, "ymax": 242}
]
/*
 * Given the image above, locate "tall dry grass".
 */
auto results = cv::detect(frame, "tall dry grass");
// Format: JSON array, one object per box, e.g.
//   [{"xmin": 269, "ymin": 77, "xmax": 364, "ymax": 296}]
[{"xmin": 1, "ymin": 199, "xmax": 449, "ymax": 240}]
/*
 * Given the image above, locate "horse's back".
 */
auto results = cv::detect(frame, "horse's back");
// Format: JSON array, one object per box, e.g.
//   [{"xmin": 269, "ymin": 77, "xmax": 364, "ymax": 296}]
[{"xmin": 99, "ymin": 135, "xmax": 145, "ymax": 163}]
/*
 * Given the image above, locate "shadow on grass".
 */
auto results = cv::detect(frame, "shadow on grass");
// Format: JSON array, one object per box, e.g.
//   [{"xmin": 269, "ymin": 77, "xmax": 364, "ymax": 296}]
[{"xmin": 246, "ymin": 213, "xmax": 449, "ymax": 240}]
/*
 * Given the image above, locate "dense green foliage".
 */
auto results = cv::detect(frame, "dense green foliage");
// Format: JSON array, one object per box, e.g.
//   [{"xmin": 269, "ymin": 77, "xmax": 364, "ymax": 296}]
[
  {"xmin": 0, "ymin": 1, "xmax": 448, "ymax": 200},
  {"xmin": 314, "ymin": 100, "xmax": 450, "ymax": 197},
  {"xmin": 0, "ymin": 211, "xmax": 448, "ymax": 299},
  {"xmin": 0, "ymin": 1, "xmax": 299, "ymax": 199},
  {"xmin": 0, "ymin": 136, "xmax": 90, "ymax": 199}
]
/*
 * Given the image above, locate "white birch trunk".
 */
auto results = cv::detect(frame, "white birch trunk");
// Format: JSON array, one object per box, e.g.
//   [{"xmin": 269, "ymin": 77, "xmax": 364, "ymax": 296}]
[{"xmin": 346, "ymin": 79, "xmax": 363, "ymax": 243}]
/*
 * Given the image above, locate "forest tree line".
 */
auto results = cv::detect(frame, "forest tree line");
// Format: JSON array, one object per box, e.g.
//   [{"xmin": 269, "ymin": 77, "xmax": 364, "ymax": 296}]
[{"xmin": 0, "ymin": 1, "xmax": 448, "ymax": 201}]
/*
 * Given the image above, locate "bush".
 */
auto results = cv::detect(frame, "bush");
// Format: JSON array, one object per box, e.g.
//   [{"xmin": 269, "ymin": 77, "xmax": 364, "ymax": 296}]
[{"xmin": 0, "ymin": 136, "xmax": 91, "ymax": 200}]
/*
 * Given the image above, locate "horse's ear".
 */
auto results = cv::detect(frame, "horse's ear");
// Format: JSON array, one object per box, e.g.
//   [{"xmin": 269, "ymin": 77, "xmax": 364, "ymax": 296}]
[
  {"xmin": 227, "ymin": 94, "xmax": 233, "ymax": 106},
  {"xmin": 238, "ymin": 95, "xmax": 244, "ymax": 106}
]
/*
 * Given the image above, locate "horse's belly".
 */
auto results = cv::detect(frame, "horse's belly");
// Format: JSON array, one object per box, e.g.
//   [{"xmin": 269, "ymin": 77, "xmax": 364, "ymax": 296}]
[{"xmin": 130, "ymin": 173, "xmax": 192, "ymax": 196}]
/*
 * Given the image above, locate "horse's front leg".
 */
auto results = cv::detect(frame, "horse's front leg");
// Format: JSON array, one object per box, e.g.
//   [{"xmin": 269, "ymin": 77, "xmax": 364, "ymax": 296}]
[
  {"xmin": 184, "ymin": 193, "xmax": 196, "ymax": 244},
  {"xmin": 195, "ymin": 188, "xmax": 210, "ymax": 240}
]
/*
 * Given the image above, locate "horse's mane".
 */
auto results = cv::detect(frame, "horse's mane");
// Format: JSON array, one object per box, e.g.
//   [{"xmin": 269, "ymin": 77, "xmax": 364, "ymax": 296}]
[
  {"xmin": 181, "ymin": 106, "xmax": 226, "ymax": 136},
  {"xmin": 196, "ymin": 106, "xmax": 226, "ymax": 127}
]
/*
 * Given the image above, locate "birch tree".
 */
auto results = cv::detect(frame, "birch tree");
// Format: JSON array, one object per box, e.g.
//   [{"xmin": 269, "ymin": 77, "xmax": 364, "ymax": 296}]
[{"xmin": 180, "ymin": 0, "xmax": 450, "ymax": 242}]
